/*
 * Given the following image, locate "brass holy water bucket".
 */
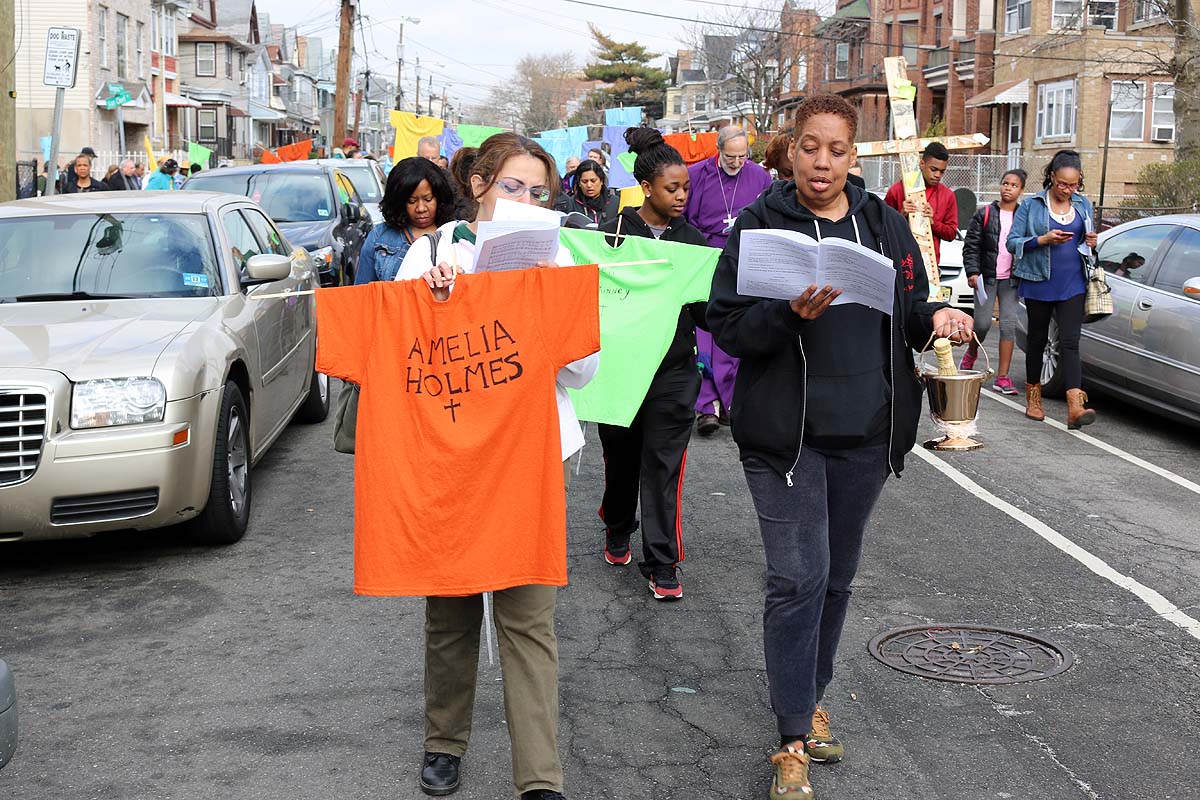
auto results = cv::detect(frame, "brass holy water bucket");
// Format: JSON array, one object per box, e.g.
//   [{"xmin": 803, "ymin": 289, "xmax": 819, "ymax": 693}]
[{"xmin": 917, "ymin": 333, "xmax": 993, "ymax": 451}]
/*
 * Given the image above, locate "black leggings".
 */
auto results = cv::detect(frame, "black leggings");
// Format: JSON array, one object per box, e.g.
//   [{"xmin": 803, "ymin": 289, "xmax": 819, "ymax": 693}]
[{"xmin": 1025, "ymin": 293, "xmax": 1084, "ymax": 389}]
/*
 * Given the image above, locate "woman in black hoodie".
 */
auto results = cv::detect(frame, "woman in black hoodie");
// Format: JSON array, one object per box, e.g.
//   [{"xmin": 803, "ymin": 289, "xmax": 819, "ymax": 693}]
[
  {"xmin": 596, "ymin": 127, "xmax": 709, "ymax": 601},
  {"xmin": 555, "ymin": 159, "xmax": 619, "ymax": 226},
  {"xmin": 706, "ymin": 94, "xmax": 973, "ymax": 799}
]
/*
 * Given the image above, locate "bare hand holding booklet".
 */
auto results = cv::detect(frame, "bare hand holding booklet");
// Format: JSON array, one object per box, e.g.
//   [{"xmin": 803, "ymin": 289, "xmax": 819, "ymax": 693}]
[{"xmin": 736, "ymin": 229, "xmax": 897, "ymax": 315}]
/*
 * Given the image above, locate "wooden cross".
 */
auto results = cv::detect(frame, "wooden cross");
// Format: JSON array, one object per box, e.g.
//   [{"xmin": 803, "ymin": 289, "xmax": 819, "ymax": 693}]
[{"xmin": 855, "ymin": 56, "xmax": 989, "ymax": 299}]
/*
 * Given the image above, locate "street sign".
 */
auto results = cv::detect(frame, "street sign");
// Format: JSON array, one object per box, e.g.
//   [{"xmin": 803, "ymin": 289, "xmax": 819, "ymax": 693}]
[
  {"xmin": 43, "ymin": 27, "xmax": 81, "ymax": 89},
  {"xmin": 104, "ymin": 92, "xmax": 132, "ymax": 110},
  {"xmin": 107, "ymin": 82, "xmax": 124, "ymax": 95}
]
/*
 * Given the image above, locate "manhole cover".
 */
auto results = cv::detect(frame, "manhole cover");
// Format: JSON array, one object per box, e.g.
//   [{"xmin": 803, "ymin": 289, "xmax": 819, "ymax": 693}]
[{"xmin": 867, "ymin": 624, "xmax": 1074, "ymax": 685}]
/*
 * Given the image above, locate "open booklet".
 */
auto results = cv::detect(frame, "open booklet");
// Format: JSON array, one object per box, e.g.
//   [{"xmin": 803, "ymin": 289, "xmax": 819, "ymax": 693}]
[
  {"xmin": 736, "ymin": 229, "xmax": 896, "ymax": 315},
  {"xmin": 474, "ymin": 197, "xmax": 562, "ymax": 272}
]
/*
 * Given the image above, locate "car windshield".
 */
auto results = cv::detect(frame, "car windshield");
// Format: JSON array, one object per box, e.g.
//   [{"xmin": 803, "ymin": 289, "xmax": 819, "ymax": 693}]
[
  {"xmin": 0, "ymin": 213, "xmax": 222, "ymax": 300},
  {"xmin": 338, "ymin": 165, "xmax": 382, "ymax": 202},
  {"xmin": 185, "ymin": 172, "xmax": 335, "ymax": 223}
]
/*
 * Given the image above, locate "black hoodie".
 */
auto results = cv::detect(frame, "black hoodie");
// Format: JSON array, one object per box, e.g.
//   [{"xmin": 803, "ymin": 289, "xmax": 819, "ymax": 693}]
[
  {"xmin": 602, "ymin": 207, "xmax": 710, "ymax": 374},
  {"xmin": 706, "ymin": 180, "xmax": 947, "ymax": 479}
]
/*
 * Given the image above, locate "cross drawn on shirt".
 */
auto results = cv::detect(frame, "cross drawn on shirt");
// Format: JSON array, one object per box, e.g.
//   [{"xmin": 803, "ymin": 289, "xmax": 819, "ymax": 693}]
[
  {"xmin": 444, "ymin": 398, "xmax": 462, "ymax": 423},
  {"xmin": 855, "ymin": 56, "xmax": 989, "ymax": 294}
]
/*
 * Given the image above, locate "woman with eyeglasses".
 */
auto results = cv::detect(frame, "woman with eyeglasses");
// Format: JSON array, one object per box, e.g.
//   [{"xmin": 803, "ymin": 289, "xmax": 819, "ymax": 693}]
[
  {"xmin": 395, "ymin": 132, "xmax": 595, "ymax": 800},
  {"xmin": 1007, "ymin": 149, "xmax": 1098, "ymax": 428},
  {"xmin": 554, "ymin": 159, "xmax": 619, "ymax": 226}
]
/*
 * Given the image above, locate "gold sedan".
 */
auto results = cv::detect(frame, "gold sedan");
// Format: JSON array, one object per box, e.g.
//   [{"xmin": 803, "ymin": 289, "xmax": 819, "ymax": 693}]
[{"xmin": 0, "ymin": 192, "xmax": 329, "ymax": 544}]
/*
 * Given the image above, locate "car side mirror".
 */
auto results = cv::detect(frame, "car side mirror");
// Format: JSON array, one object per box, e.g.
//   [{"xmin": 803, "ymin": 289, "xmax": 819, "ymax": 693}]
[
  {"xmin": 244, "ymin": 253, "xmax": 293, "ymax": 284},
  {"xmin": 341, "ymin": 203, "xmax": 356, "ymax": 224},
  {"xmin": 1184, "ymin": 277, "xmax": 1200, "ymax": 298}
]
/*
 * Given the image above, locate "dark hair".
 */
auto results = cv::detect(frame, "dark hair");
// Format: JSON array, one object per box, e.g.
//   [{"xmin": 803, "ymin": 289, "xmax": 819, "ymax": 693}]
[
  {"xmin": 570, "ymin": 159, "xmax": 609, "ymax": 200},
  {"xmin": 1042, "ymin": 149, "xmax": 1084, "ymax": 191},
  {"xmin": 190, "ymin": 163, "xmax": 203, "ymax": 175},
  {"xmin": 1001, "ymin": 168, "xmax": 1027, "ymax": 187},
  {"xmin": 764, "ymin": 127, "xmax": 794, "ymax": 177},
  {"xmin": 380, "ymin": 156, "xmax": 456, "ymax": 230},
  {"xmin": 793, "ymin": 93, "xmax": 858, "ymax": 142},
  {"xmin": 922, "ymin": 142, "xmax": 950, "ymax": 162},
  {"xmin": 624, "ymin": 127, "xmax": 685, "ymax": 185},
  {"xmin": 454, "ymin": 133, "xmax": 559, "ymax": 217}
]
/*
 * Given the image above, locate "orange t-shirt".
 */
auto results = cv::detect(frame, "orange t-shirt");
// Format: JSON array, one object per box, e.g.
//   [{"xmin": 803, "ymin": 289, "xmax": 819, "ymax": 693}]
[
  {"xmin": 663, "ymin": 132, "xmax": 719, "ymax": 164},
  {"xmin": 315, "ymin": 267, "xmax": 601, "ymax": 596}
]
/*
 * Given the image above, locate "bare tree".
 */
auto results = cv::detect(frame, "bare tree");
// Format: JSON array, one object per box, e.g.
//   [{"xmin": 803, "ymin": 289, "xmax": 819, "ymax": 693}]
[{"xmin": 486, "ymin": 52, "xmax": 580, "ymax": 135}]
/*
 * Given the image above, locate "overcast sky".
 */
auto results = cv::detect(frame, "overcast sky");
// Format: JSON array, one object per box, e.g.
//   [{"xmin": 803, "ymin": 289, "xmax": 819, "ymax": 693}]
[{"xmin": 251, "ymin": 0, "xmax": 789, "ymax": 114}]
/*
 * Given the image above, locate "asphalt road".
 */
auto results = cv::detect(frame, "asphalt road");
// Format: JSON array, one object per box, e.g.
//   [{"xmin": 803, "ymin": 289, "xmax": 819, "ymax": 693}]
[{"xmin": 2, "ymin": 343, "xmax": 1199, "ymax": 800}]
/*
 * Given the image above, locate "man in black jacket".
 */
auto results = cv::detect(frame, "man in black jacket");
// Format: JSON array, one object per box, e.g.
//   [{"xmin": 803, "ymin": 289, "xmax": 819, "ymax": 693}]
[{"xmin": 705, "ymin": 93, "xmax": 972, "ymax": 799}]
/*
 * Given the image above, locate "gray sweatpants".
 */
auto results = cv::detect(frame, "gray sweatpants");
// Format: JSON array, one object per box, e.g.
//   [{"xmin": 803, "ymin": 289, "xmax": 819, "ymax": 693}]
[{"xmin": 973, "ymin": 277, "xmax": 1019, "ymax": 343}]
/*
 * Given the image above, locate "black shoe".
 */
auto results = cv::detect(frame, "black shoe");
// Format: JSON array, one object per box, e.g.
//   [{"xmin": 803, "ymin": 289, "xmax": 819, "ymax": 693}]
[
  {"xmin": 420, "ymin": 752, "xmax": 461, "ymax": 796},
  {"xmin": 696, "ymin": 413, "xmax": 719, "ymax": 436},
  {"xmin": 520, "ymin": 791, "xmax": 565, "ymax": 800},
  {"xmin": 648, "ymin": 564, "xmax": 683, "ymax": 600},
  {"xmin": 603, "ymin": 527, "xmax": 633, "ymax": 565}
]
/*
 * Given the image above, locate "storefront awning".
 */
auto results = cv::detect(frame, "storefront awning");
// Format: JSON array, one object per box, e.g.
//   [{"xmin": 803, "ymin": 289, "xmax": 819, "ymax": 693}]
[
  {"xmin": 165, "ymin": 91, "xmax": 202, "ymax": 108},
  {"xmin": 966, "ymin": 79, "xmax": 1030, "ymax": 108}
]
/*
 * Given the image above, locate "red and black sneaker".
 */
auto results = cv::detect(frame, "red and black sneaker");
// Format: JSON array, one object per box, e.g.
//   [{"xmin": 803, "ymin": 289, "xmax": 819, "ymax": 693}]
[
  {"xmin": 649, "ymin": 565, "xmax": 683, "ymax": 600},
  {"xmin": 603, "ymin": 529, "xmax": 632, "ymax": 566}
]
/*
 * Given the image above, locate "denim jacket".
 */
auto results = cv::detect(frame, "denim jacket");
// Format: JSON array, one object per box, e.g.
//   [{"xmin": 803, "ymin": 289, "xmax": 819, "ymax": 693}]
[
  {"xmin": 1006, "ymin": 189, "xmax": 1094, "ymax": 282},
  {"xmin": 354, "ymin": 222, "xmax": 413, "ymax": 284}
]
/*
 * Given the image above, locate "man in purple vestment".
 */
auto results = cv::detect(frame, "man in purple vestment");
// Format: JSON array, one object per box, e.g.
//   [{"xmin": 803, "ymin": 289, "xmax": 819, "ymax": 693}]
[{"xmin": 684, "ymin": 125, "xmax": 774, "ymax": 435}]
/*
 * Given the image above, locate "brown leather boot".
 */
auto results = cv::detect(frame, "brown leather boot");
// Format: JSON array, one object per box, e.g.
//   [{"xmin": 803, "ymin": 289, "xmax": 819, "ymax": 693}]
[
  {"xmin": 1025, "ymin": 383, "xmax": 1045, "ymax": 421},
  {"xmin": 1066, "ymin": 388, "xmax": 1096, "ymax": 429}
]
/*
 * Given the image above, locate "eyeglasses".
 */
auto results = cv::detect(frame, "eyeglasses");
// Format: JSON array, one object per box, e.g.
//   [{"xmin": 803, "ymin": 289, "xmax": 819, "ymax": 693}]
[
  {"xmin": 720, "ymin": 152, "xmax": 749, "ymax": 162},
  {"xmin": 494, "ymin": 176, "xmax": 551, "ymax": 203},
  {"xmin": 1054, "ymin": 180, "xmax": 1080, "ymax": 191}
]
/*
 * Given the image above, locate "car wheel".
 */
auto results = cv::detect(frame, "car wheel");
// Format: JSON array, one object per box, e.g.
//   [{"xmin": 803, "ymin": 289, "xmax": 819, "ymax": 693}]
[
  {"xmin": 1040, "ymin": 317, "xmax": 1066, "ymax": 399},
  {"xmin": 295, "ymin": 365, "xmax": 330, "ymax": 423},
  {"xmin": 188, "ymin": 380, "xmax": 252, "ymax": 545}
]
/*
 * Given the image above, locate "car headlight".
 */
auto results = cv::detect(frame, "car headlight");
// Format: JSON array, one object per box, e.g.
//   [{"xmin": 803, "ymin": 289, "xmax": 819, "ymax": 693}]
[
  {"xmin": 308, "ymin": 246, "xmax": 334, "ymax": 269},
  {"xmin": 71, "ymin": 377, "xmax": 167, "ymax": 429}
]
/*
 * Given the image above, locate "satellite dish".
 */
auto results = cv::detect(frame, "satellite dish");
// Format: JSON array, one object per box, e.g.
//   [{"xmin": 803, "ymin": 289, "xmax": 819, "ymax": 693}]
[{"xmin": 954, "ymin": 187, "xmax": 978, "ymax": 231}]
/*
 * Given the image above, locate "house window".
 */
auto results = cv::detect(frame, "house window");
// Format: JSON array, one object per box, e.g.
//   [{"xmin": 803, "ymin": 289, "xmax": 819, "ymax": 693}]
[
  {"xmin": 695, "ymin": 94, "xmax": 706, "ymax": 112},
  {"xmin": 781, "ymin": 60, "xmax": 792, "ymax": 94},
  {"xmin": 1052, "ymin": 0, "xmax": 1081, "ymax": 28},
  {"xmin": 856, "ymin": 41, "xmax": 865, "ymax": 75},
  {"xmin": 370, "ymin": 104, "xmax": 379, "ymax": 124},
  {"xmin": 116, "ymin": 14, "xmax": 127, "ymax": 78},
  {"xmin": 835, "ymin": 42, "xmax": 849, "ymax": 79},
  {"xmin": 136, "ymin": 22, "xmax": 144, "ymax": 78},
  {"xmin": 163, "ymin": 8, "xmax": 176, "ymax": 56},
  {"xmin": 1134, "ymin": 0, "xmax": 1165, "ymax": 21},
  {"xmin": 1109, "ymin": 81, "xmax": 1145, "ymax": 140},
  {"xmin": 238, "ymin": 52, "xmax": 246, "ymax": 75},
  {"xmin": 98, "ymin": 7, "xmax": 108, "ymax": 69},
  {"xmin": 1036, "ymin": 79, "xmax": 1076, "ymax": 140},
  {"xmin": 673, "ymin": 94, "xmax": 682, "ymax": 114},
  {"xmin": 198, "ymin": 108, "xmax": 217, "ymax": 141},
  {"xmin": 225, "ymin": 44, "xmax": 233, "ymax": 79},
  {"xmin": 151, "ymin": 8, "xmax": 158, "ymax": 53},
  {"xmin": 1151, "ymin": 84, "xmax": 1175, "ymax": 141},
  {"xmin": 1006, "ymin": 0, "xmax": 1032, "ymax": 31},
  {"xmin": 902, "ymin": 24, "xmax": 919, "ymax": 63},
  {"xmin": 196, "ymin": 42, "xmax": 216, "ymax": 76},
  {"xmin": 796, "ymin": 54, "xmax": 807, "ymax": 91},
  {"xmin": 934, "ymin": 13, "xmax": 943, "ymax": 45},
  {"xmin": 1089, "ymin": 1, "xmax": 1117, "ymax": 29}
]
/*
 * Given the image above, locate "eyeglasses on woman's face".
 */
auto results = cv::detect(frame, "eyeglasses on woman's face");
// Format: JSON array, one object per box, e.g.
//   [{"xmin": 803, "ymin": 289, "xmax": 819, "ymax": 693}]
[
  {"xmin": 494, "ymin": 176, "xmax": 551, "ymax": 203},
  {"xmin": 1054, "ymin": 180, "xmax": 1080, "ymax": 192}
]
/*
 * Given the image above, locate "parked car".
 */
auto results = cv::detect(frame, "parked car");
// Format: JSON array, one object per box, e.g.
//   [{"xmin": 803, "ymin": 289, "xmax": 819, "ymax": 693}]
[
  {"xmin": 183, "ymin": 163, "xmax": 373, "ymax": 286},
  {"xmin": 934, "ymin": 233, "xmax": 974, "ymax": 312},
  {"xmin": 0, "ymin": 659, "xmax": 13, "ymax": 770},
  {"xmin": 313, "ymin": 158, "xmax": 386, "ymax": 226},
  {"xmin": 1016, "ymin": 214, "xmax": 1200, "ymax": 423},
  {"xmin": 0, "ymin": 192, "xmax": 329, "ymax": 545}
]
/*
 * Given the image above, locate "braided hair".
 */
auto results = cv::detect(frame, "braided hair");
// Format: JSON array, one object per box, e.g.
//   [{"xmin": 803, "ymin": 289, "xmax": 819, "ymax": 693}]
[
  {"xmin": 624, "ymin": 127, "xmax": 685, "ymax": 185},
  {"xmin": 1042, "ymin": 149, "xmax": 1084, "ymax": 191}
]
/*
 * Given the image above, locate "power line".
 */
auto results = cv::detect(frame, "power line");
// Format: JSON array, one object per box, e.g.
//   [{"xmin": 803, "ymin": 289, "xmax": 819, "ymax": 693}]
[{"xmin": 551, "ymin": 0, "xmax": 1175, "ymax": 69}]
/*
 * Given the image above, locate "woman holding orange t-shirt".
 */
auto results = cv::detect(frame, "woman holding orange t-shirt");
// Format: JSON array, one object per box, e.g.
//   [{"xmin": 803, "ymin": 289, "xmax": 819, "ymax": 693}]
[{"xmin": 396, "ymin": 133, "xmax": 594, "ymax": 800}]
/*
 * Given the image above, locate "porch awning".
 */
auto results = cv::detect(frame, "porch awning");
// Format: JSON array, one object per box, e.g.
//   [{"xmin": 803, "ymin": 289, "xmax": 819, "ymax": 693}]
[
  {"xmin": 250, "ymin": 102, "xmax": 285, "ymax": 121},
  {"xmin": 165, "ymin": 91, "xmax": 202, "ymax": 108},
  {"xmin": 965, "ymin": 79, "xmax": 1030, "ymax": 108}
]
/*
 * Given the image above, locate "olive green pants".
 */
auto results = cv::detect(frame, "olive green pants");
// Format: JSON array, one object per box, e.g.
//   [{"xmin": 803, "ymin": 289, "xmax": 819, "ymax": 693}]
[{"xmin": 424, "ymin": 585, "xmax": 563, "ymax": 795}]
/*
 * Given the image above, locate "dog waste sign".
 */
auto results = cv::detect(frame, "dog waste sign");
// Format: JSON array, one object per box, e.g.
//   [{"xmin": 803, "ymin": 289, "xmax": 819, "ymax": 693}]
[{"xmin": 43, "ymin": 27, "xmax": 81, "ymax": 89}]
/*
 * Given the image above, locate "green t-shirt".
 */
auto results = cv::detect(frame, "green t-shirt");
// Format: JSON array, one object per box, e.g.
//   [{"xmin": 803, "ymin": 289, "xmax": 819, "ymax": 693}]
[{"xmin": 559, "ymin": 229, "xmax": 720, "ymax": 426}]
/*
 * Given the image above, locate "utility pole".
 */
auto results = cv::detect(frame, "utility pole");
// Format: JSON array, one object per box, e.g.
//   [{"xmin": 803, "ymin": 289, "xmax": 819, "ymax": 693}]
[
  {"xmin": 415, "ymin": 56, "xmax": 421, "ymax": 116},
  {"xmin": 353, "ymin": 70, "xmax": 369, "ymax": 141},
  {"xmin": 441, "ymin": 85, "xmax": 448, "ymax": 122},
  {"xmin": 394, "ymin": 17, "xmax": 419, "ymax": 111},
  {"xmin": 333, "ymin": 0, "xmax": 355, "ymax": 146},
  {"xmin": 0, "ymin": 0, "xmax": 15, "ymax": 202}
]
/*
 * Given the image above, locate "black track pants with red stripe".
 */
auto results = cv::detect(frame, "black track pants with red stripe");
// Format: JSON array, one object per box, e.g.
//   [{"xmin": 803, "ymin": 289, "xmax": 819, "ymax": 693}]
[{"xmin": 597, "ymin": 363, "xmax": 701, "ymax": 579}]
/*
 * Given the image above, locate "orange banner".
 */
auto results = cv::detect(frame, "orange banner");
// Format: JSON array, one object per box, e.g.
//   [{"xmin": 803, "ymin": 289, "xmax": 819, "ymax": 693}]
[{"xmin": 276, "ymin": 139, "xmax": 314, "ymax": 162}]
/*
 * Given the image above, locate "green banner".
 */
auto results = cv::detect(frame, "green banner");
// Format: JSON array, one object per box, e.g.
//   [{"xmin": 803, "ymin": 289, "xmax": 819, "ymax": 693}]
[
  {"xmin": 456, "ymin": 125, "xmax": 507, "ymax": 149},
  {"xmin": 187, "ymin": 140, "xmax": 214, "ymax": 168}
]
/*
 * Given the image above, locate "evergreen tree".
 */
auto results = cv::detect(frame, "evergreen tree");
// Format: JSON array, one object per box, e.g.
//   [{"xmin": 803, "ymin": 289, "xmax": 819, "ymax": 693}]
[{"xmin": 580, "ymin": 25, "xmax": 669, "ymax": 123}]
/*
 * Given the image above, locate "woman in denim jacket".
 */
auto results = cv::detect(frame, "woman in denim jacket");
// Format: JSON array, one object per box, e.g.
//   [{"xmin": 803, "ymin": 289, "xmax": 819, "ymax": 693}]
[
  {"xmin": 354, "ymin": 157, "xmax": 455, "ymax": 284},
  {"xmin": 1006, "ymin": 149, "xmax": 1098, "ymax": 429}
]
